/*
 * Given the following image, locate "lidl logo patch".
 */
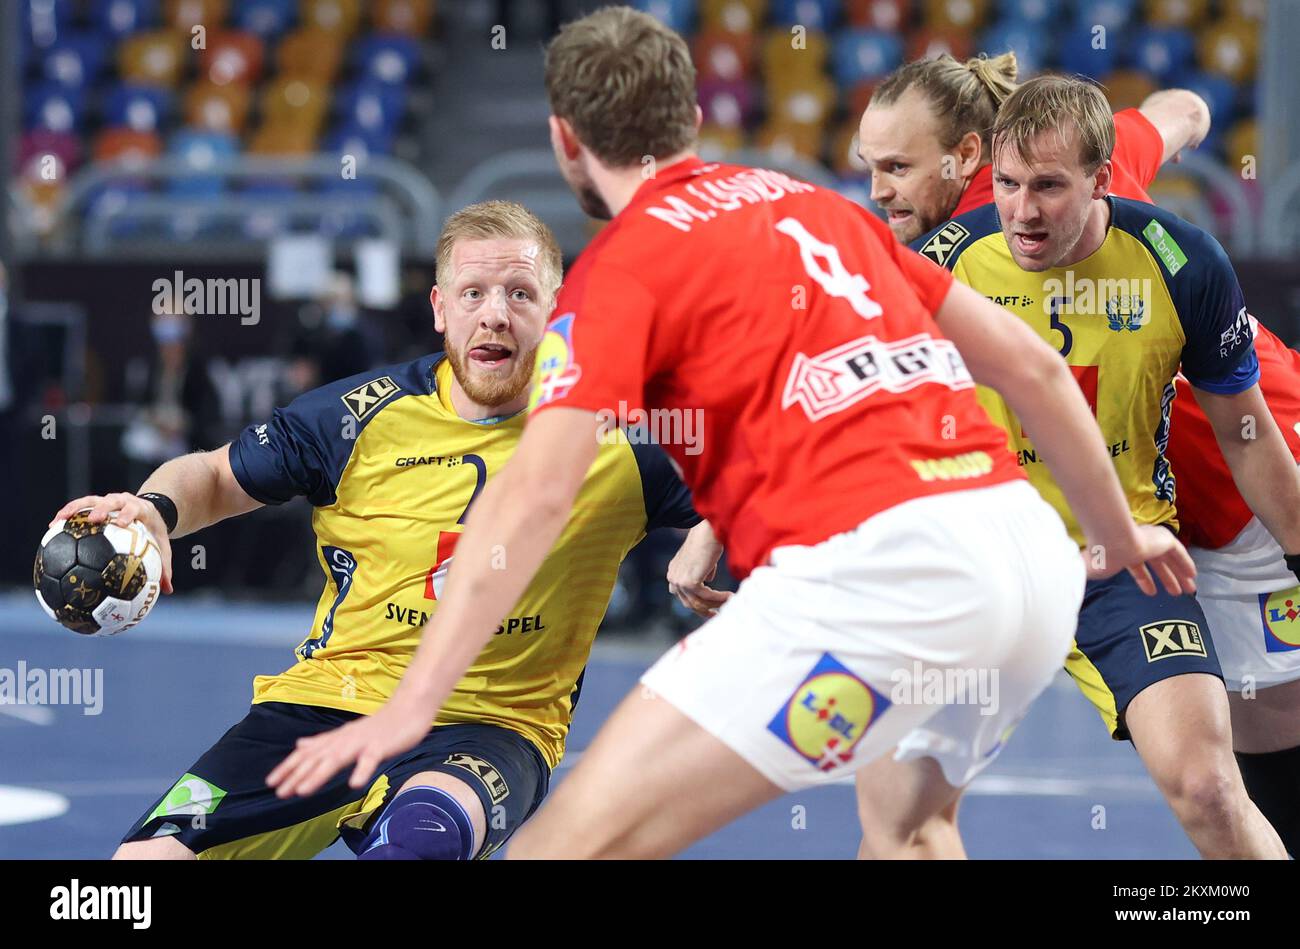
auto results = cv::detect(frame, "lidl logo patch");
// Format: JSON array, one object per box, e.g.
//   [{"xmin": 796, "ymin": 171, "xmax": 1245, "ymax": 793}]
[
  {"xmin": 767, "ymin": 653, "xmax": 889, "ymax": 772},
  {"xmin": 1260, "ymin": 587, "xmax": 1300, "ymax": 652},
  {"xmin": 529, "ymin": 312, "xmax": 582, "ymax": 412},
  {"xmin": 1139, "ymin": 620, "xmax": 1207, "ymax": 662},
  {"xmin": 149, "ymin": 773, "xmax": 227, "ymax": 820}
]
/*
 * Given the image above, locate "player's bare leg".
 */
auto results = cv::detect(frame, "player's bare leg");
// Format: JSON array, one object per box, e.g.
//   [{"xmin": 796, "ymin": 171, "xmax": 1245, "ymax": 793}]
[
  {"xmin": 1228, "ymin": 678, "xmax": 1300, "ymax": 855},
  {"xmin": 1126, "ymin": 673, "xmax": 1286, "ymax": 858},
  {"xmin": 112, "ymin": 836, "xmax": 195, "ymax": 860},
  {"xmin": 507, "ymin": 688, "xmax": 784, "ymax": 859},
  {"xmin": 1228, "ymin": 678, "xmax": 1300, "ymax": 754},
  {"xmin": 855, "ymin": 755, "xmax": 966, "ymax": 859},
  {"xmin": 394, "ymin": 771, "xmax": 487, "ymax": 855}
]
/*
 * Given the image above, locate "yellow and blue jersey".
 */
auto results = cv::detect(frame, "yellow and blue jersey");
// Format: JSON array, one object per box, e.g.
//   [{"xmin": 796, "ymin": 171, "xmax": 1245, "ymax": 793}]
[
  {"xmin": 227, "ymin": 354, "xmax": 698, "ymax": 768},
  {"xmin": 912, "ymin": 197, "xmax": 1259, "ymax": 545}
]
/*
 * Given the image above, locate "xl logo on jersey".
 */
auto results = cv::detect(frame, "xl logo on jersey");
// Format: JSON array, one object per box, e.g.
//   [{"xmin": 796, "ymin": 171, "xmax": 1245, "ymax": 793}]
[
  {"xmin": 1139, "ymin": 620, "xmax": 1208, "ymax": 662},
  {"xmin": 918, "ymin": 221, "xmax": 970, "ymax": 267},
  {"xmin": 1260, "ymin": 587, "xmax": 1300, "ymax": 652},
  {"xmin": 529, "ymin": 313, "xmax": 582, "ymax": 411},
  {"xmin": 767, "ymin": 653, "xmax": 889, "ymax": 772},
  {"xmin": 443, "ymin": 753, "xmax": 510, "ymax": 804},
  {"xmin": 341, "ymin": 376, "xmax": 400, "ymax": 421},
  {"xmin": 1105, "ymin": 294, "xmax": 1148, "ymax": 332},
  {"xmin": 783, "ymin": 333, "xmax": 973, "ymax": 422}
]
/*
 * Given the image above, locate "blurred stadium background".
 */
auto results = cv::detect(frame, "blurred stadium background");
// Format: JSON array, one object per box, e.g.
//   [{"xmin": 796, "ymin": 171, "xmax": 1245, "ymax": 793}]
[{"xmin": 3, "ymin": 0, "xmax": 1300, "ymax": 857}]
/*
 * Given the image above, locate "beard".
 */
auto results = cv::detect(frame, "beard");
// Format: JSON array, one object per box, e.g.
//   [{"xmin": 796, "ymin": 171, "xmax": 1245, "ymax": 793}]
[{"xmin": 445, "ymin": 340, "xmax": 540, "ymax": 408}]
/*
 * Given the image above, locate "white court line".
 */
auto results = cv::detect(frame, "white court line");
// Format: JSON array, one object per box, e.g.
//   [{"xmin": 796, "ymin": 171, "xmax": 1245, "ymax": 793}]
[
  {"xmin": 0, "ymin": 704, "xmax": 55, "ymax": 726},
  {"xmin": 0, "ymin": 786, "xmax": 70, "ymax": 826}
]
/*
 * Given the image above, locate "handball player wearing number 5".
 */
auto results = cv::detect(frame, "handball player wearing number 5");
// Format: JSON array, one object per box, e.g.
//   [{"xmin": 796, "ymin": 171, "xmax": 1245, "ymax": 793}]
[
  {"xmin": 268, "ymin": 7, "xmax": 1194, "ymax": 858},
  {"xmin": 52, "ymin": 201, "xmax": 697, "ymax": 860}
]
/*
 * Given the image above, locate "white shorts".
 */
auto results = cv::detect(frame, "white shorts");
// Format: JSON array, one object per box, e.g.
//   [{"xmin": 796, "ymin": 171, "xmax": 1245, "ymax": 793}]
[
  {"xmin": 641, "ymin": 479, "xmax": 1084, "ymax": 791},
  {"xmin": 1191, "ymin": 516, "xmax": 1300, "ymax": 691}
]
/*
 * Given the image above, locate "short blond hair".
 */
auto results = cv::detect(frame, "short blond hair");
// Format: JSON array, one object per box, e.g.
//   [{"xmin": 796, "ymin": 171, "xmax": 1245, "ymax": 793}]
[
  {"xmin": 992, "ymin": 75, "xmax": 1116, "ymax": 174},
  {"xmin": 544, "ymin": 5, "xmax": 698, "ymax": 168},
  {"xmin": 436, "ymin": 200, "xmax": 563, "ymax": 302},
  {"xmin": 871, "ymin": 52, "xmax": 1019, "ymax": 161}
]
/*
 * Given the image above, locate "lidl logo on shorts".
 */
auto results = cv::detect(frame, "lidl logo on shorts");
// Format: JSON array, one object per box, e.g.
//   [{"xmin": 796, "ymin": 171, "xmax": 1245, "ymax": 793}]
[
  {"xmin": 149, "ymin": 773, "xmax": 227, "ymax": 820},
  {"xmin": 1259, "ymin": 587, "xmax": 1300, "ymax": 652},
  {"xmin": 443, "ymin": 753, "xmax": 510, "ymax": 804},
  {"xmin": 1139, "ymin": 620, "xmax": 1207, "ymax": 662},
  {"xmin": 529, "ymin": 312, "xmax": 582, "ymax": 412},
  {"xmin": 767, "ymin": 652, "xmax": 889, "ymax": 772}
]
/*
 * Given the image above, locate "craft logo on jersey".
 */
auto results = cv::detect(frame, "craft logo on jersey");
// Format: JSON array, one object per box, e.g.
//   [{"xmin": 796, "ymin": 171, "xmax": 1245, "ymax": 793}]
[
  {"xmin": 1139, "ymin": 620, "xmax": 1208, "ymax": 662},
  {"xmin": 767, "ymin": 652, "xmax": 889, "ymax": 772},
  {"xmin": 1259, "ymin": 587, "xmax": 1300, "ymax": 652},
  {"xmin": 1105, "ymin": 293, "xmax": 1148, "ymax": 332},
  {"xmin": 918, "ymin": 221, "xmax": 970, "ymax": 267},
  {"xmin": 341, "ymin": 375, "xmax": 400, "ymax": 421},
  {"xmin": 529, "ymin": 312, "xmax": 582, "ymax": 412},
  {"xmin": 783, "ymin": 332, "xmax": 973, "ymax": 422}
]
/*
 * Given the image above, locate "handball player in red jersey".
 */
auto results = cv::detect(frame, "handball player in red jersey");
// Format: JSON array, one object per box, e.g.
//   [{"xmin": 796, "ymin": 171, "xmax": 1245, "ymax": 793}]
[{"xmin": 268, "ymin": 7, "xmax": 1195, "ymax": 858}]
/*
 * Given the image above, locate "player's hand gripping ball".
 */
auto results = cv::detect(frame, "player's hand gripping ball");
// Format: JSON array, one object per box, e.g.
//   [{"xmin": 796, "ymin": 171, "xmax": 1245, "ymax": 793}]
[{"xmin": 33, "ymin": 511, "xmax": 163, "ymax": 635}]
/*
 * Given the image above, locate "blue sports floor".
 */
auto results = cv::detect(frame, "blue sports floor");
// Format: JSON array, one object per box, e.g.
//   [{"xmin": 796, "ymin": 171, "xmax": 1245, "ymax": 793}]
[{"xmin": 0, "ymin": 593, "xmax": 1197, "ymax": 859}]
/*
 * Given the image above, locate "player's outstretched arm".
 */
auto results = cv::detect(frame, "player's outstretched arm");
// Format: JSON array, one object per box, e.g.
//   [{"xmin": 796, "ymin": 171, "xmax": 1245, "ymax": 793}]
[
  {"xmin": 933, "ymin": 279, "xmax": 1195, "ymax": 595},
  {"xmin": 1139, "ymin": 89, "xmax": 1211, "ymax": 164},
  {"xmin": 268, "ymin": 407, "xmax": 601, "ymax": 798},
  {"xmin": 1193, "ymin": 382, "xmax": 1300, "ymax": 558},
  {"xmin": 49, "ymin": 445, "xmax": 263, "ymax": 593}
]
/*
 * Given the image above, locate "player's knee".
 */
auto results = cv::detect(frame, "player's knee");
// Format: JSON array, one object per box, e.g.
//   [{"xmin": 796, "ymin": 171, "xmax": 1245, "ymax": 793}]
[
  {"xmin": 1166, "ymin": 764, "xmax": 1240, "ymax": 826},
  {"xmin": 357, "ymin": 786, "xmax": 476, "ymax": 861},
  {"xmin": 113, "ymin": 837, "xmax": 196, "ymax": 860}
]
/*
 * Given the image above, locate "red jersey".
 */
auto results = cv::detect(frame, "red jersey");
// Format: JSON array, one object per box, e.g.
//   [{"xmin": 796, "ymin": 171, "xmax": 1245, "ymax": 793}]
[
  {"xmin": 951, "ymin": 107, "xmax": 1161, "ymax": 217},
  {"xmin": 530, "ymin": 158, "xmax": 1024, "ymax": 579},
  {"xmin": 1169, "ymin": 319, "xmax": 1300, "ymax": 549}
]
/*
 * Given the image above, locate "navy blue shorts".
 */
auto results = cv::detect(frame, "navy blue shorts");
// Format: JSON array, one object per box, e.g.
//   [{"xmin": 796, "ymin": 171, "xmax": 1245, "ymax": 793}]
[
  {"xmin": 121, "ymin": 702, "xmax": 550, "ymax": 859},
  {"xmin": 1065, "ymin": 570, "xmax": 1223, "ymax": 740}
]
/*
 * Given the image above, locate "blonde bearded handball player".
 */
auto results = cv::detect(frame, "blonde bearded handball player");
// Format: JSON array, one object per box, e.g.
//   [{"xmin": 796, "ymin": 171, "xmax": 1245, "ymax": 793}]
[
  {"xmin": 53, "ymin": 200, "xmax": 692, "ymax": 860},
  {"xmin": 265, "ymin": 6, "xmax": 1199, "ymax": 861}
]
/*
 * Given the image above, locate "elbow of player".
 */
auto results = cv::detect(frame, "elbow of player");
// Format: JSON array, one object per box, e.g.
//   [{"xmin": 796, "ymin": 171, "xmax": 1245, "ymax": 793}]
[{"xmin": 1171, "ymin": 89, "xmax": 1212, "ymax": 146}]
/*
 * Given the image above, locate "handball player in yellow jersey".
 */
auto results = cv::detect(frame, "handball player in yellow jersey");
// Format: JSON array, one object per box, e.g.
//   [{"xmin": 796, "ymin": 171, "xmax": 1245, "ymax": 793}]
[{"xmin": 51, "ymin": 201, "xmax": 698, "ymax": 860}]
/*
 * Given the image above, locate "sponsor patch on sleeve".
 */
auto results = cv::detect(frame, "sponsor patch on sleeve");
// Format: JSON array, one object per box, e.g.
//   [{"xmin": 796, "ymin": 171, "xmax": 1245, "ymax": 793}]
[{"xmin": 918, "ymin": 221, "xmax": 971, "ymax": 267}]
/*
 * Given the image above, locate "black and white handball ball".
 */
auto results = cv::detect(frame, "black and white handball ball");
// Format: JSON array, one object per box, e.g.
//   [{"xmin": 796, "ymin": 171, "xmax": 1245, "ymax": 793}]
[{"xmin": 33, "ymin": 511, "xmax": 163, "ymax": 636}]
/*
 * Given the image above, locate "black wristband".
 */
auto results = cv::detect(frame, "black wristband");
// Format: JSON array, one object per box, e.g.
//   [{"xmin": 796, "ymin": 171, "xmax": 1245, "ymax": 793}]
[
  {"xmin": 138, "ymin": 493, "xmax": 179, "ymax": 535},
  {"xmin": 1287, "ymin": 553, "xmax": 1300, "ymax": 585}
]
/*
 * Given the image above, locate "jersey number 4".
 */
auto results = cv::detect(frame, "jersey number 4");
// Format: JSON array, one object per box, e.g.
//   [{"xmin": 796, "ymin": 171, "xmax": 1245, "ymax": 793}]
[{"xmin": 775, "ymin": 217, "xmax": 883, "ymax": 320}]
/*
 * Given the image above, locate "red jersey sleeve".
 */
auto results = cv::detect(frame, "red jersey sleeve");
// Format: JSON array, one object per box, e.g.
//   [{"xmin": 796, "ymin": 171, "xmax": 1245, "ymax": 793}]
[
  {"xmin": 1112, "ymin": 108, "xmax": 1165, "ymax": 192},
  {"xmin": 528, "ymin": 260, "xmax": 656, "ymax": 418}
]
